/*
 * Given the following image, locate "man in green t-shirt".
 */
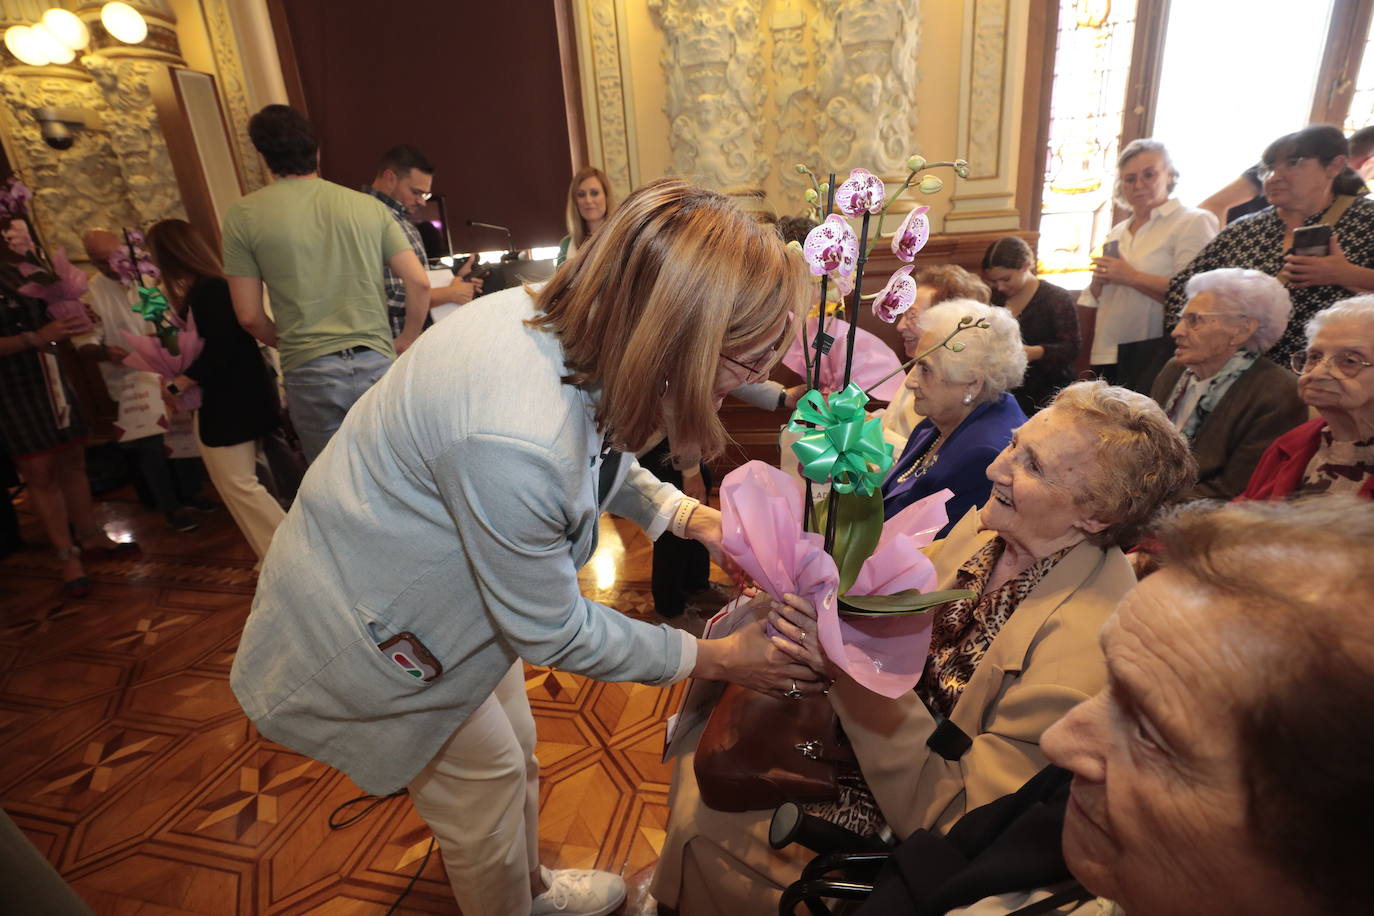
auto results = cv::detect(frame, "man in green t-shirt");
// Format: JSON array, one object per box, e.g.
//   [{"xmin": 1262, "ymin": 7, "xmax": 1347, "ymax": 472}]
[{"xmin": 223, "ymin": 105, "xmax": 431, "ymax": 462}]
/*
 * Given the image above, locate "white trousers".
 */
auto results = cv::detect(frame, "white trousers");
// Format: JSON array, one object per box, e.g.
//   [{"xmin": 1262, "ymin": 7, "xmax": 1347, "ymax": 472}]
[
  {"xmin": 408, "ymin": 661, "xmax": 541, "ymax": 915},
  {"xmin": 194, "ymin": 415, "xmax": 286, "ymax": 561}
]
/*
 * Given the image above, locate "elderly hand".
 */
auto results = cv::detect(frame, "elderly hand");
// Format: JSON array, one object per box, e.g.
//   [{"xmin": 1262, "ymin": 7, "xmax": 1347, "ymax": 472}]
[
  {"xmin": 766, "ymin": 592, "xmax": 838, "ymax": 681},
  {"xmin": 693, "ymin": 615, "xmax": 827, "ymax": 699},
  {"xmin": 37, "ymin": 316, "xmax": 88, "ymax": 344},
  {"xmin": 1283, "ymin": 237, "xmax": 1362, "ymax": 289},
  {"xmin": 1091, "ymin": 255, "xmax": 1137, "ymax": 287}
]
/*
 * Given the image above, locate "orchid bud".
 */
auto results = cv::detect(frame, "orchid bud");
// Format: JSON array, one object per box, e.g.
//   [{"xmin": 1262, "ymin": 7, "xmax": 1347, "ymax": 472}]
[
  {"xmin": 804, "ymin": 188, "xmax": 819, "ymax": 204},
  {"xmin": 950, "ymin": 341, "xmax": 966, "ymax": 352},
  {"xmin": 796, "ymin": 163, "xmax": 810, "ymax": 174},
  {"xmin": 906, "ymin": 155, "xmax": 926, "ymax": 172},
  {"xmin": 819, "ymin": 182, "xmax": 830, "ymax": 195},
  {"xmin": 918, "ymin": 174, "xmax": 944, "ymax": 194},
  {"xmin": 953, "ymin": 159, "xmax": 970, "ymax": 178},
  {"xmin": 785, "ymin": 240, "xmax": 803, "ymax": 255}
]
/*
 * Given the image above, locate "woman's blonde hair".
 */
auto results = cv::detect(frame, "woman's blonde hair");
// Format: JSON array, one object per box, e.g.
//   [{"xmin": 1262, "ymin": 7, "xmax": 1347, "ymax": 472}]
[
  {"xmin": 532, "ymin": 178, "xmax": 808, "ymax": 460},
  {"xmin": 565, "ymin": 166, "xmax": 616, "ymax": 253}
]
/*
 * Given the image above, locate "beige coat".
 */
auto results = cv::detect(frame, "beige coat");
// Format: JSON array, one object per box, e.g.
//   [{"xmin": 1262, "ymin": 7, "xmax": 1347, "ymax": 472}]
[{"xmin": 651, "ymin": 509, "xmax": 1135, "ymax": 913}]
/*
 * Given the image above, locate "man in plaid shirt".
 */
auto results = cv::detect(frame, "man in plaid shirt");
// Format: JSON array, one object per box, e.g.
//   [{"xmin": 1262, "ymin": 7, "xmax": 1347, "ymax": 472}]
[{"xmin": 364, "ymin": 145, "xmax": 482, "ymax": 338}]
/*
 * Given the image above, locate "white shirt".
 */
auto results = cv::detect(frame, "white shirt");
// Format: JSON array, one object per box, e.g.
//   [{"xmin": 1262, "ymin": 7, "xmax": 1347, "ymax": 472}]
[
  {"xmin": 75, "ymin": 272, "xmax": 168, "ymax": 428},
  {"xmin": 1078, "ymin": 198, "xmax": 1218, "ymax": 365}
]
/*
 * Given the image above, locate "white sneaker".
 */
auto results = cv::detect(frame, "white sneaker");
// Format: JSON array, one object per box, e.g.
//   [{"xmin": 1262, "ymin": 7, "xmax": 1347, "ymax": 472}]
[{"xmin": 531, "ymin": 865, "xmax": 627, "ymax": 916}]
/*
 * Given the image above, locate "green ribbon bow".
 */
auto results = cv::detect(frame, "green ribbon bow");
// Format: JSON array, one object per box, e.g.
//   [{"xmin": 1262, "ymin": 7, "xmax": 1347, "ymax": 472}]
[
  {"xmin": 131, "ymin": 286, "xmax": 169, "ymax": 323},
  {"xmin": 786, "ymin": 382, "xmax": 894, "ymax": 495}
]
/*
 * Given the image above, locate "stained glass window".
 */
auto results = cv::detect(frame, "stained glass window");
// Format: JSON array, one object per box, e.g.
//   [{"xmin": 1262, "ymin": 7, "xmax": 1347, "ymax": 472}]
[{"xmin": 1037, "ymin": 0, "xmax": 1139, "ymax": 287}]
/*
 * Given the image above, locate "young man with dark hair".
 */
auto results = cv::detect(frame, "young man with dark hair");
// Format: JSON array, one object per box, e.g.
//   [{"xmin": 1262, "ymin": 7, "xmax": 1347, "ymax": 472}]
[
  {"xmin": 223, "ymin": 106, "xmax": 432, "ymax": 463},
  {"xmin": 364, "ymin": 144, "xmax": 481, "ymax": 338}
]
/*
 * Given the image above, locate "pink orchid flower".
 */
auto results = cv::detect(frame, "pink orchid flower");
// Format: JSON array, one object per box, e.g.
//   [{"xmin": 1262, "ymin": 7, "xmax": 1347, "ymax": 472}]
[
  {"xmin": 891, "ymin": 205, "xmax": 930, "ymax": 262},
  {"xmin": 835, "ymin": 168, "xmax": 885, "ymax": 217},
  {"xmin": 873, "ymin": 265, "xmax": 917, "ymax": 323},
  {"xmin": 802, "ymin": 214, "xmax": 859, "ymax": 289}
]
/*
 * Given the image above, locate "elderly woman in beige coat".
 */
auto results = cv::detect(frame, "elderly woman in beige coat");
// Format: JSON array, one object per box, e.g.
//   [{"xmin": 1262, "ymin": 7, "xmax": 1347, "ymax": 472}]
[{"xmin": 650, "ymin": 382, "xmax": 1196, "ymax": 915}]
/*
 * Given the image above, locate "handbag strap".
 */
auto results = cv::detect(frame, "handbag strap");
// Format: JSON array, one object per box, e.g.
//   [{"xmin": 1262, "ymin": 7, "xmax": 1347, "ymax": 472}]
[{"xmin": 1317, "ymin": 194, "xmax": 1356, "ymax": 229}]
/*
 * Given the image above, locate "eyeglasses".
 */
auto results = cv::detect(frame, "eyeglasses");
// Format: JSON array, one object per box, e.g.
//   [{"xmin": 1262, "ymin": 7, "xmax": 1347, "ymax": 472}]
[
  {"xmin": 409, "ymin": 186, "xmax": 433, "ymax": 203},
  {"xmin": 1176, "ymin": 311, "xmax": 1241, "ymax": 327},
  {"xmin": 720, "ymin": 349, "xmax": 774, "ymax": 382},
  {"xmin": 1290, "ymin": 349, "xmax": 1374, "ymax": 379},
  {"xmin": 1258, "ymin": 157, "xmax": 1312, "ymax": 181}
]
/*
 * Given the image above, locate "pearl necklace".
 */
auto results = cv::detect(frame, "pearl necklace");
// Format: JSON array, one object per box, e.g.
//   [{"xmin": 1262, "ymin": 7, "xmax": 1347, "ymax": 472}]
[{"xmin": 896, "ymin": 431, "xmax": 949, "ymax": 484}]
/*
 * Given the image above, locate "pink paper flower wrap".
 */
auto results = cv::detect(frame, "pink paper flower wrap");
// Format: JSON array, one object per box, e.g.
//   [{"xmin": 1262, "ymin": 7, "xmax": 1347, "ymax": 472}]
[
  {"xmin": 18, "ymin": 247, "xmax": 93, "ymax": 333},
  {"xmin": 120, "ymin": 308, "xmax": 205, "ymax": 411},
  {"xmin": 783, "ymin": 316, "xmax": 904, "ymax": 401},
  {"xmin": 719, "ymin": 461, "xmax": 951, "ymax": 698}
]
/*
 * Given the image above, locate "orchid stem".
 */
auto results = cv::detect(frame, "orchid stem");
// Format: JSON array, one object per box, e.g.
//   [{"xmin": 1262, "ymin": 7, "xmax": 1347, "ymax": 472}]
[{"xmin": 864, "ymin": 318, "xmax": 990, "ymax": 397}]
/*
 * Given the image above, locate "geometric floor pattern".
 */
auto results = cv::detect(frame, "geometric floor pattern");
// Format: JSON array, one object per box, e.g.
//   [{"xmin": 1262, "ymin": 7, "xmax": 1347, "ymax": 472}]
[{"xmin": 0, "ymin": 484, "xmax": 704, "ymax": 914}]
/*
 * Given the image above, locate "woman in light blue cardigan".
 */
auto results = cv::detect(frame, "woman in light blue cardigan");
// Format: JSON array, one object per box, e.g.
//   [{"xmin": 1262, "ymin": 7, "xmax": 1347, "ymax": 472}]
[{"xmin": 230, "ymin": 180, "xmax": 820, "ymax": 916}]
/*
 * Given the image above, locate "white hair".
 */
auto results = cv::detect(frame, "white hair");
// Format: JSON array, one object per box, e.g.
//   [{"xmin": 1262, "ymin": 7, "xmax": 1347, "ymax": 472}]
[
  {"xmin": 1114, "ymin": 138, "xmax": 1179, "ymax": 208},
  {"xmin": 1184, "ymin": 268, "xmax": 1293, "ymax": 354},
  {"xmin": 1306, "ymin": 294, "xmax": 1374, "ymax": 344},
  {"xmin": 916, "ymin": 299, "xmax": 1027, "ymax": 402}
]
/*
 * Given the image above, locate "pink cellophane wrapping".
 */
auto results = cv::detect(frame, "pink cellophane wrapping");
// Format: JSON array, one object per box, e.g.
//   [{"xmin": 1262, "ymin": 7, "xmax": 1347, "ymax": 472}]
[
  {"xmin": 719, "ymin": 460, "xmax": 951, "ymax": 698},
  {"xmin": 783, "ymin": 316, "xmax": 904, "ymax": 402},
  {"xmin": 120, "ymin": 308, "xmax": 205, "ymax": 411},
  {"xmin": 18, "ymin": 248, "xmax": 93, "ymax": 333}
]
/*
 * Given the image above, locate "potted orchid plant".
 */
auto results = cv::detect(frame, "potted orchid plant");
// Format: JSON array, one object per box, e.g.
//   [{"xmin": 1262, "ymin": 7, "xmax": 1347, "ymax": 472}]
[
  {"xmin": 717, "ymin": 157, "xmax": 987, "ymax": 697},
  {"xmin": 114, "ymin": 227, "xmax": 205, "ymax": 410}
]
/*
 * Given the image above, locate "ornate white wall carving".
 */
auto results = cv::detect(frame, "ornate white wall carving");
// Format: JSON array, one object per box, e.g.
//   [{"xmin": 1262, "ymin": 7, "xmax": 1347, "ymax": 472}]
[
  {"xmin": 642, "ymin": 0, "xmax": 919, "ymax": 211},
  {"xmin": 199, "ymin": 0, "xmax": 267, "ymax": 192},
  {"xmin": 966, "ymin": 0, "xmax": 1006, "ymax": 180},
  {"xmin": 649, "ymin": 0, "xmax": 768, "ymax": 191},
  {"xmin": 573, "ymin": 0, "xmax": 637, "ymax": 197}
]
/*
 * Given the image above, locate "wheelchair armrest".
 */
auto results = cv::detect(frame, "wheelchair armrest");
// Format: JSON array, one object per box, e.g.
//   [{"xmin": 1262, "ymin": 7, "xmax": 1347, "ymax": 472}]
[
  {"xmin": 800, "ymin": 850, "xmax": 892, "ymax": 882},
  {"xmin": 779, "ymin": 878, "xmax": 875, "ymax": 916}
]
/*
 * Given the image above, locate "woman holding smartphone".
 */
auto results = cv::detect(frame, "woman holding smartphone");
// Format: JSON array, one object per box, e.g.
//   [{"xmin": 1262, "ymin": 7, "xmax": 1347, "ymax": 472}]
[
  {"xmin": 1080, "ymin": 138, "xmax": 1218, "ymax": 384},
  {"xmin": 1166, "ymin": 125, "xmax": 1374, "ymax": 370}
]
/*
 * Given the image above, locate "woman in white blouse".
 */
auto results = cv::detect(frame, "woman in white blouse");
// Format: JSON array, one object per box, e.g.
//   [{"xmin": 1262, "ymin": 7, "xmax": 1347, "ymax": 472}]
[{"xmin": 1081, "ymin": 139, "xmax": 1218, "ymax": 382}]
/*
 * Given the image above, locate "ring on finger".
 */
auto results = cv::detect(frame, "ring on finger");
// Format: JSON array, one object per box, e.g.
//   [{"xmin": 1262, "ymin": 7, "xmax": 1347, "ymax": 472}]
[{"xmin": 783, "ymin": 680, "xmax": 804, "ymax": 700}]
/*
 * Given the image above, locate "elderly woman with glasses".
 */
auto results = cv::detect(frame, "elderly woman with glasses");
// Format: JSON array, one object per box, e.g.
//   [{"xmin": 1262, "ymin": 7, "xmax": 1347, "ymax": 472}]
[
  {"xmin": 1166, "ymin": 125, "xmax": 1374, "ymax": 368},
  {"xmin": 1242, "ymin": 295, "xmax": 1374, "ymax": 500},
  {"xmin": 881, "ymin": 299, "xmax": 1028, "ymax": 538},
  {"xmin": 1149, "ymin": 268, "xmax": 1308, "ymax": 500}
]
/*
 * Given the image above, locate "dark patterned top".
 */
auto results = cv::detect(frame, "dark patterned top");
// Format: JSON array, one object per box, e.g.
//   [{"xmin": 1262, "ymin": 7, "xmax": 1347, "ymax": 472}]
[
  {"xmin": 916, "ymin": 537, "xmax": 1073, "ymax": 720},
  {"xmin": 1298, "ymin": 429, "xmax": 1374, "ymax": 496},
  {"xmin": 362, "ymin": 186, "xmax": 429, "ymax": 338},
  {"xmin": 1165, "ymin": 195, "xmax": 1374, "ymax": 366},
  {"xmin": 994, "ymin": 280, "xmax": 1080, "ymax": 414},
  {"xmin": 0, "ymin": 285, "xmax": 84, "ymax": 458}
]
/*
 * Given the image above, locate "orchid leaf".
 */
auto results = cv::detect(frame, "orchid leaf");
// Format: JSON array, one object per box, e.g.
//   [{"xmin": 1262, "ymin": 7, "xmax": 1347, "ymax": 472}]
[
  {"xmin": 814, "ymin": 487, "xmax": 884, "ymax": 593},
  {"xmin": 837, "ymin": 588, "xmax": 975, "ymax": 616}
]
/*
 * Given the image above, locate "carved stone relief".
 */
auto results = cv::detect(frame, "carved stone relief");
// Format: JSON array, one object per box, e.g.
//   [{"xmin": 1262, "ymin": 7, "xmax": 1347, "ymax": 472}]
[
  {"xmin": 646, "ymin": 0, "xmax": 919, "ymax": 211},
  {"xmin": 200, "ymin": 0, "xmax": 267, "ymax": 192},
  {"xmin": 966, "ymin": 0, "xmax": 1006, "ymax": 180},
  {"xmin": 585, "ymin": 0, "xmax": 633, "ymax": 196},
  {"xmin": 649, "ymin": 0, "xmax": 768, "ymax": 191},
  {"xmin": 83, "ymin": 54, "xmax": 187, "ymax": 225},
  {"xmin": 0, "ymin": 71, "xmax": 139, "ymax": 254}
]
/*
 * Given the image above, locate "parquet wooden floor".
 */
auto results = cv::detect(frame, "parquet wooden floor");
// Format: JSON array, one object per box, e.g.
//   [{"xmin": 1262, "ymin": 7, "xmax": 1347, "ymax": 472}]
[{"xmin": 0, "ymin": 484, "xmax": 700, "ymax": 915}]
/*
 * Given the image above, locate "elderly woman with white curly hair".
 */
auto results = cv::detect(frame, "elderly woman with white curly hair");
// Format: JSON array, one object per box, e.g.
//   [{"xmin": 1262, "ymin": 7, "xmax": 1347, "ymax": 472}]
[
  {"xmin": 1149, "ymin": 267, "xmax": 1309, "ymax": 500},
  {"xmin": 882, "ymin": 299, "xmax": 1028, "ymax": 537}
]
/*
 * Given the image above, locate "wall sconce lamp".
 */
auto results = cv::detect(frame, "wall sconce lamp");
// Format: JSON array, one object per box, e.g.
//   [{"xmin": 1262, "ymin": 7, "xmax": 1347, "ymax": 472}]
[{"xmin": 4, "ymin": 3, "xmax": 147, "ymax": 67}]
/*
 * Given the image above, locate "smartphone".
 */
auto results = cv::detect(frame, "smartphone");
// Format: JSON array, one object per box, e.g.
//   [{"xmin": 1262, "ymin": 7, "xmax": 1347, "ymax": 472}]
[
  {"xmin": 1101, "ymin": 240, "xmax": 1120, "ymax": 259},
  {"xmin": 1291, "ymin": 225, "xmax": 1332, "ymax": 256}
]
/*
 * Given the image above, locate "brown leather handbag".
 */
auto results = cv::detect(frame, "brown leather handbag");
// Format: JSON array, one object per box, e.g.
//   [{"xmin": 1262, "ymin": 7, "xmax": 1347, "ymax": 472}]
[{"xmin": 693, "ymin": 682, "xmax": 856, "ymax": 813}]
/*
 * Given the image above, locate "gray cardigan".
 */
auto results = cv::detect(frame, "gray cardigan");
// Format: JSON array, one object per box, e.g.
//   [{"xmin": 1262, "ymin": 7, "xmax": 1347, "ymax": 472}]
[
  {"xmin": 1149, "ymin": 356, "xmax": 1309, "ymax": 501},
  {"xmin": 230, "ymin": 288, "xmax": 693, "ymax": 793}
]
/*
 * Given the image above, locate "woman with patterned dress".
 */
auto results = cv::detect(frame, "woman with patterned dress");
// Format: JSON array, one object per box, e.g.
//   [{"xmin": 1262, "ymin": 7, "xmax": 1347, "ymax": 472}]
[
  {"xmin": 0, "ymin": 278, "xmax": 124, "ymax": 596},
  {"xmin": 1166, "ymin": 125, "xmax": 1374, "ymax": 369}
]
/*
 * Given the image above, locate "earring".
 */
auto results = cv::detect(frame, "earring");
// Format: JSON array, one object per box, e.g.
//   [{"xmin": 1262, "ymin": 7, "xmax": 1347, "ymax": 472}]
[
  {"xmin": 660, "ymin": 377, "xmax": 669, "ymax": 396},
  {"xmin": 962, "ymin": 393, "xmax": 973, "ymax": 405}
]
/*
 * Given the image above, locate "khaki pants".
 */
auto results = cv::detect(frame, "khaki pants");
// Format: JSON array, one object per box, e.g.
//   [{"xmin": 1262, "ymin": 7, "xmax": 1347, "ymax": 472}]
[
  {"xmin": 195, "ymin": 415, "xmax": 286, "ymax": 561},
  {"xmin": 408, "ymin": 662, "xmax": 541, "ymax": 915}
]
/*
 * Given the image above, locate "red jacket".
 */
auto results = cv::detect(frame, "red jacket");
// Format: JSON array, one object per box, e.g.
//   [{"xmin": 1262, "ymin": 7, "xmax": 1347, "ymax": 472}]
[{"xmin": 1240, "ymin": 417, "xmax": 1374, "ymax": 501}]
